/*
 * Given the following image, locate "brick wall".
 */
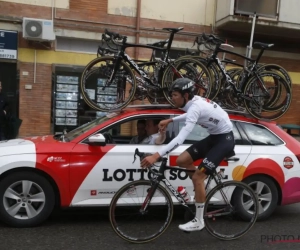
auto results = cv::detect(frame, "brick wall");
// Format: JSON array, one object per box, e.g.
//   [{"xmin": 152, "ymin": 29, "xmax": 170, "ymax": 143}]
[{"xmin": 18, "ymin": 62, "xmax": 52, "ymax": 137}]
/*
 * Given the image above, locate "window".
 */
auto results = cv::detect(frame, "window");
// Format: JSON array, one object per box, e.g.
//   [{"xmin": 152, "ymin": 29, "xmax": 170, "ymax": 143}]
[
  {"xmin": 240, "ymin": 122, "xmax": 283, "ymax": 146},
  {"xmin": 56, "ymin": 37, "xmax": 99, "ymax": 54},
  {"xmin": 176, "ymin": 120, "xmax": 243, "ymax": 145},
  {"xmin": 99, "ymin": 115, "xmax": 172, "ymax": 144},
  {"xmin": 178, "ymin": 122, "xmax": 208, "ymax": 143}
]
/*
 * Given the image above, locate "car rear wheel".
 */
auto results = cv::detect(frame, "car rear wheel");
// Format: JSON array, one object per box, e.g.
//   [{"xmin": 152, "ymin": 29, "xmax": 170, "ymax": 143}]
[
  {"xmin": 233, "ymin": 175, "xmax": 278, "ymax": 221},
  {"xmin": 0, "ymin": 171, "xmax": 55, "ymax": 227}
]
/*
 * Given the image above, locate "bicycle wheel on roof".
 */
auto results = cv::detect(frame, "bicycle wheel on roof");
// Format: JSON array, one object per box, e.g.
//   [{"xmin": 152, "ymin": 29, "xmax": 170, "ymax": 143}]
[
  {"xmin": 80, "ymin": 56, "xmax": 137, "ymax": 112},
  {"xmin": 162, "ymin": 57, "xmax": 213, "ymax": 106},
  {"xmin": 243, "ymin": 71, "xmax": 292, "ymax": 120}
]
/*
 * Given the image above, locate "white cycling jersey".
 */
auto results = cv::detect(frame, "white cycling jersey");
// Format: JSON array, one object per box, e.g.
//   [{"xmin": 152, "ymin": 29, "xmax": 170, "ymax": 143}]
[{"xmin": 158, "ymin": 96, "xmax": 233, "ymax": 156}]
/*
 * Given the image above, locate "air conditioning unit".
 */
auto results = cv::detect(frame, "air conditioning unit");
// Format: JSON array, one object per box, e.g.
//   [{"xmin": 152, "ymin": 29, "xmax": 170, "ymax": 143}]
[{"xmin": 23, "ymin": 17, "xmax": 56, "ymax": 41}]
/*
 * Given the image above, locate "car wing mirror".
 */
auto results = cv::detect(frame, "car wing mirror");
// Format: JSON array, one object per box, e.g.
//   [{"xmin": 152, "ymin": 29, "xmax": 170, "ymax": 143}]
[{"xmin": 88, "ymin": 133, "xmax": 106, "ymax": 146}]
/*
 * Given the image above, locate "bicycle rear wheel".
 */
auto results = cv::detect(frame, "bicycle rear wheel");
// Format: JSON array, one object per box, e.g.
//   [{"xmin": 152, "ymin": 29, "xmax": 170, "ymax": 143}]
[
  {"xmin": 80, "ymin": 56, "xmax": 136, "ymax": 112},
  {"xmin": 109, "ymin": 180, "xmax": 174, "ymax": 244},
  {"xmin": 162, "ymin": 57, "xmax": 213, "ymax": 106},
  {"xmin": 204, "ymin": 181, "xmax": 258, "ymax": 240},
  {"xmin": 243, "ymin": 71, "xmax": 292, "ymax": 120}
]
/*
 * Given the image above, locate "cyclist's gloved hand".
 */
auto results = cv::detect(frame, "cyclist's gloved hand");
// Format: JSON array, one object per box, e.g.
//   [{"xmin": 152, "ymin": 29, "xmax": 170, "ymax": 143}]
[{"xmin": 141, "ymin": 154, "xmax": 156, "ymax": 169}]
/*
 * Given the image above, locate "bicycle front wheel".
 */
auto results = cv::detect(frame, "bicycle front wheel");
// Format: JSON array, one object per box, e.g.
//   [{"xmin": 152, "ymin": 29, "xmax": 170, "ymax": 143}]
[
  {"xmin": 80, "ymin": 56, "xmax": 136, "ymax": 112},
  {"xmin": 204, "ymin": 181, "xmax": 258, "ymax": 240},
  {"xmin": 109, "ymin": 180, "xmax": 174, "ymax": 244}
]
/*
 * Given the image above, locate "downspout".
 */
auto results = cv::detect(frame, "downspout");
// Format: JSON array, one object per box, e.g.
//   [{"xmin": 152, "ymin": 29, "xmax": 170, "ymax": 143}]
[
  {"xmin": 52, "ymin": 0, "xmax": 55, "ymax": 22},
  {"xmin": 135, "ymin": 0, "xmax": 141, "ymax": 59}
]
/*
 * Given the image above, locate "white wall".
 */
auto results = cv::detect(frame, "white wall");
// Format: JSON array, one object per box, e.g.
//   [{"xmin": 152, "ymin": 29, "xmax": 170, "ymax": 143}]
[
  {"xmin": 215, "ymin": 0, "xmax": 233, "ymax": 21},
  {"xmin": 108, "ymin": 0, "xmax": 215, "ymax": 25},
  {"xmin": 279, "ymin": 0, "xmax": 300, "ymax": 24},
  {"xmin": 1, "ymin": 0, "xmax": 69, "ymax": 9},
  {"xmin": 108, "ymin": 0, "xmax": 137, "ymax": 17}
]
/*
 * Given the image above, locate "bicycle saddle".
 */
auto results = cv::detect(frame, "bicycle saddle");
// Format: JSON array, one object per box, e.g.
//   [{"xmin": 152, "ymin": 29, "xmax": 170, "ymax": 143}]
[
  {"xmin": 162, "ymin": 27, "xmax": 183, "ymax": 33},
  {"xmin": 147, "ymin": 39, "xmax": 169, "ymax": 47},
  {"xmin": 254, "ymin": 42, "xmax": 274, "ymax": 49}
]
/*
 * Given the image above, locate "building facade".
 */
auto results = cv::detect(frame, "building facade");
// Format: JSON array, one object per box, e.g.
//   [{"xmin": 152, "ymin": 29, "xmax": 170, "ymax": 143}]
[{"xmin": 0, "ymin": 0, "xmax": 299, "ymax": 137}]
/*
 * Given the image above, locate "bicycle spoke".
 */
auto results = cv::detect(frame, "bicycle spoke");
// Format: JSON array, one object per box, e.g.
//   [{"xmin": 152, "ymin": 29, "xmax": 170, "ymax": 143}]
[
  {"xmin": 80, "ymin": 56, "xmax": 136, "ymax": 112},
  {"xmin": 109, "ymin": 180, "xmax": 173, "ymax": 243},
  {"xmin": 204, "ymin": 181, "xmax": 258, "ymax": 240}
]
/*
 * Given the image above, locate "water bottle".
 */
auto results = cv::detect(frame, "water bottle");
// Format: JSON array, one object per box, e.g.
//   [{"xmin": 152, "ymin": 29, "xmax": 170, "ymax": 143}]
[{"xmin": 177, "ymin": 186, "xmax": 191, "ymax": 202}]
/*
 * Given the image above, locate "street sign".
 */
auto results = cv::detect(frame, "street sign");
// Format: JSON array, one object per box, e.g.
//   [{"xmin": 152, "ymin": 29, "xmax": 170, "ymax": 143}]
[{"xmin": 0, "ymin": 30, "xmax": 18, "ymax": 60}]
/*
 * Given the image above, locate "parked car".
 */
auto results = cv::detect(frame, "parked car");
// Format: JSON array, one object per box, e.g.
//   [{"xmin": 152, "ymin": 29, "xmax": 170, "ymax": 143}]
[{"xmin": 0, "ymin": 104, "xmax": 300, "ymax": 227}]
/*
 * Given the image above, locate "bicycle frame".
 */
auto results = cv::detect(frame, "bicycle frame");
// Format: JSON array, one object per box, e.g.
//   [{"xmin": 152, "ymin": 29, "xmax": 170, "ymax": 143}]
[
  {"xmin": 140, "ymin": 159, "xmax": 222, "ymax": 213},
  {"xmin": 205, "ymin": 45, "xmax": 271, "ymax": 101},
  {"xmin": 106, "ymin": 32, "xmax": 182, "ymax": 89}
]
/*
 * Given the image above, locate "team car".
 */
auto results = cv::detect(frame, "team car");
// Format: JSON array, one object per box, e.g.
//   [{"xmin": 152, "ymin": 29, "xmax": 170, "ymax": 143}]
[{"xmin": 0, "ymin": 104, "xmax": 300, "ymax": 228}]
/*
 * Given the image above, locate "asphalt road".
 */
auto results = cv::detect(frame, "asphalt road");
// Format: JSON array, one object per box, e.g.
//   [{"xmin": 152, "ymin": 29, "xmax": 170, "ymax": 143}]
[{"xmin": 1, "ymin": 204, "xmax": 300, "ymax": 250}]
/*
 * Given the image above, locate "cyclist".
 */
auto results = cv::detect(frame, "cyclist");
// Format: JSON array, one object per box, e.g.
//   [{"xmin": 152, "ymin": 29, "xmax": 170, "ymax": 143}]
[{"xmin": 141, "ymin": 78, "xmax": 235, "ymax": 232}]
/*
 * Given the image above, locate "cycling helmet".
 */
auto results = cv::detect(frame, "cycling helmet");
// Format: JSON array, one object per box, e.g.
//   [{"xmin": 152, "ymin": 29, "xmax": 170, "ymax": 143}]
[
  {"xmin": 169, "ymin": 78, "xmax": 195, "ymax": 108},
  {"xmin": 169, "ymin": 78, "xmax": 195, "ymax": 96}
]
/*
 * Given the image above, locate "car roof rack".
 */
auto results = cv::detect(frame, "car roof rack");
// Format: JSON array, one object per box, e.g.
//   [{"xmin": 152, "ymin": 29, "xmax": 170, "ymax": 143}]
[
  {"xmin": 126, "ymin": 104, "xmax": 174, "ymax": 109},
  {"xmin": 223, "ymin": 108, "xmax": 272, "ymax": 122},
  {"xmin": 223, "ymin": 108, "xmax": 253, "ymax": 118}
]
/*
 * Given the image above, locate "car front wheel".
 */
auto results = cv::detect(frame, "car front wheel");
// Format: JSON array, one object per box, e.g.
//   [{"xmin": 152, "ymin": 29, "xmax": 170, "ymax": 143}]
[{"xmin": 0, "ymin": 171, "xmax": 55, "ymax": 227}]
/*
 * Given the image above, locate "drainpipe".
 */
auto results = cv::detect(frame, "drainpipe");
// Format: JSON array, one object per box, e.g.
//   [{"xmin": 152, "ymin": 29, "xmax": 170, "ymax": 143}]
[{"xmin": 135, "ymin": 0, "xmax": 141, "ymax": 59}]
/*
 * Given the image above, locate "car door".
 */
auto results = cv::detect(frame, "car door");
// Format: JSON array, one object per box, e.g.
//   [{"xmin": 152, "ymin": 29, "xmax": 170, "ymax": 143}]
[
  {"xmin": 69, "ymin": 114, "xmax": 174, "ymax": 206},
  {"xmin": 165, "ymin": 118, "xmax": 252, "ymax": 197}
]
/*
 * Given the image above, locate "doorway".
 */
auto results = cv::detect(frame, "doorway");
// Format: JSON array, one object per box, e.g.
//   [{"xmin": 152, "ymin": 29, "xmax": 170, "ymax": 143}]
[{"xmin": 0, "ymin": 62, "xmax": 18, "ymax": 117}]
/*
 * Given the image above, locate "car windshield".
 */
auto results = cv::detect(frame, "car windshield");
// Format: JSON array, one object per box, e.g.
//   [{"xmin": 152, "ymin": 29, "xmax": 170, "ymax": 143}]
[{"xmin": 63, "ymin": 114, "xmax": 112, "ymax": 141}]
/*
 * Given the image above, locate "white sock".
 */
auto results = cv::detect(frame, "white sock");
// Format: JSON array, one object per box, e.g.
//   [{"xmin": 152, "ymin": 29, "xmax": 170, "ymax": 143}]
[{"xmin": 195, "ymin": 202, "xmax": 205, "ymax": 221}]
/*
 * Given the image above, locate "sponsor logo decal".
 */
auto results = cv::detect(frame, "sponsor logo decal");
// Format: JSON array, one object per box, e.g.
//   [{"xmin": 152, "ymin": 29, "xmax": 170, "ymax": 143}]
[
  {"xmin": 182, "ymin": 81, "xmax": 194, "ymax": 90},
  {"xmin": 226, "ymin": 135, "xmax": 232, "ymax": 140},
  {"xmin": 126, "ymin": 186, "xmax": 136, "ymax": 195},
  {"xmin": 102, "ymin": 168, "xmax": 193, "ymax": 182},
  {"xmin": 47, "ymin": 156, "xmax": 66, "ymax": 162},
  {"xmin": 283, "ymin": 156, "xmax": 294, "ymax": 169},
  {"xmin": 202, "ymin": 158, "xmax": 216, "ymax": 170},
  {"xmin": 165, "ymin": 143, "xmax": 179, "ymax": 154},
  {"xmin": 90, "ymin": 190, "xmax": 97, "ymax": 196}
]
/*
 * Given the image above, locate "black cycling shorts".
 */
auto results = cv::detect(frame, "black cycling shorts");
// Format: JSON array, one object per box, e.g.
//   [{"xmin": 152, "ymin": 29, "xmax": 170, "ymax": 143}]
[{"xmin": 186, "ymin": 131, "xmax": 235, "ymax": 175}]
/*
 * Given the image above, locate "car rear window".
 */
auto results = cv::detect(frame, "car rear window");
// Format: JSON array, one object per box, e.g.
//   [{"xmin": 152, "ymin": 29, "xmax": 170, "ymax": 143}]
[
  {"xmin": 240, "ymin": 122, "xmax": 283, "ymax": 146},
  {"xmin": 178, "ymin": 121, "xmax": 243, "ymax": 145}
]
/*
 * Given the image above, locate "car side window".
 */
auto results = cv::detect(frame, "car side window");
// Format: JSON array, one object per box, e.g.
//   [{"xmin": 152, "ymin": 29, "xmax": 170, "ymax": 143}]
[
  {"xmin": 232, "ymin": 123, "xmax": 243, "ymax": 145},
  {"xmin": 174, "ymin": 119, "xmax": 243, "ymax": 145},
  {"xmin": 240, "ymin": 122, "xmax": 283, "ymax": 145},
  {"xmin": 99, "ymin": 115, "xmax": 173, "ymax": 144},
  {"xmin": 178, "ymin": 122, "xmax": 208, "ymax": 143}
]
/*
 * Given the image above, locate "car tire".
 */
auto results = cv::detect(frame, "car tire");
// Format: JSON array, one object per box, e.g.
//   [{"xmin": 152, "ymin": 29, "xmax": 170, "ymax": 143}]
[
  {"xmin": 0, "ymin": 171, "xmax": 55, "ymax": 227},
  {"xmin": 232, "ymin": 175, "xmax": 278, "ymax": 221}
]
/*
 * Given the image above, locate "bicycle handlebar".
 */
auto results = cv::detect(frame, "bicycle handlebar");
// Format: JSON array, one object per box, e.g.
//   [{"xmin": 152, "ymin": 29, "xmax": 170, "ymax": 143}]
[
  {"xmin": 201, "ymin": 33, "xmax": 225, "ymax": 45},
  {"xmin": 104, "ymin": 29, "xmax": 127, "ymax": 44},
  {"xmin": 133, "ymin": 148, "xmax": 164, "ymax": 177}
]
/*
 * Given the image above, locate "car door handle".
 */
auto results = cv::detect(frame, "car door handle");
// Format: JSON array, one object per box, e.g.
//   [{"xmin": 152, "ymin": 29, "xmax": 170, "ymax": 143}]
[{"xmin": 224, "ymin": 157, "xmax": 240, "ymax": 162}]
